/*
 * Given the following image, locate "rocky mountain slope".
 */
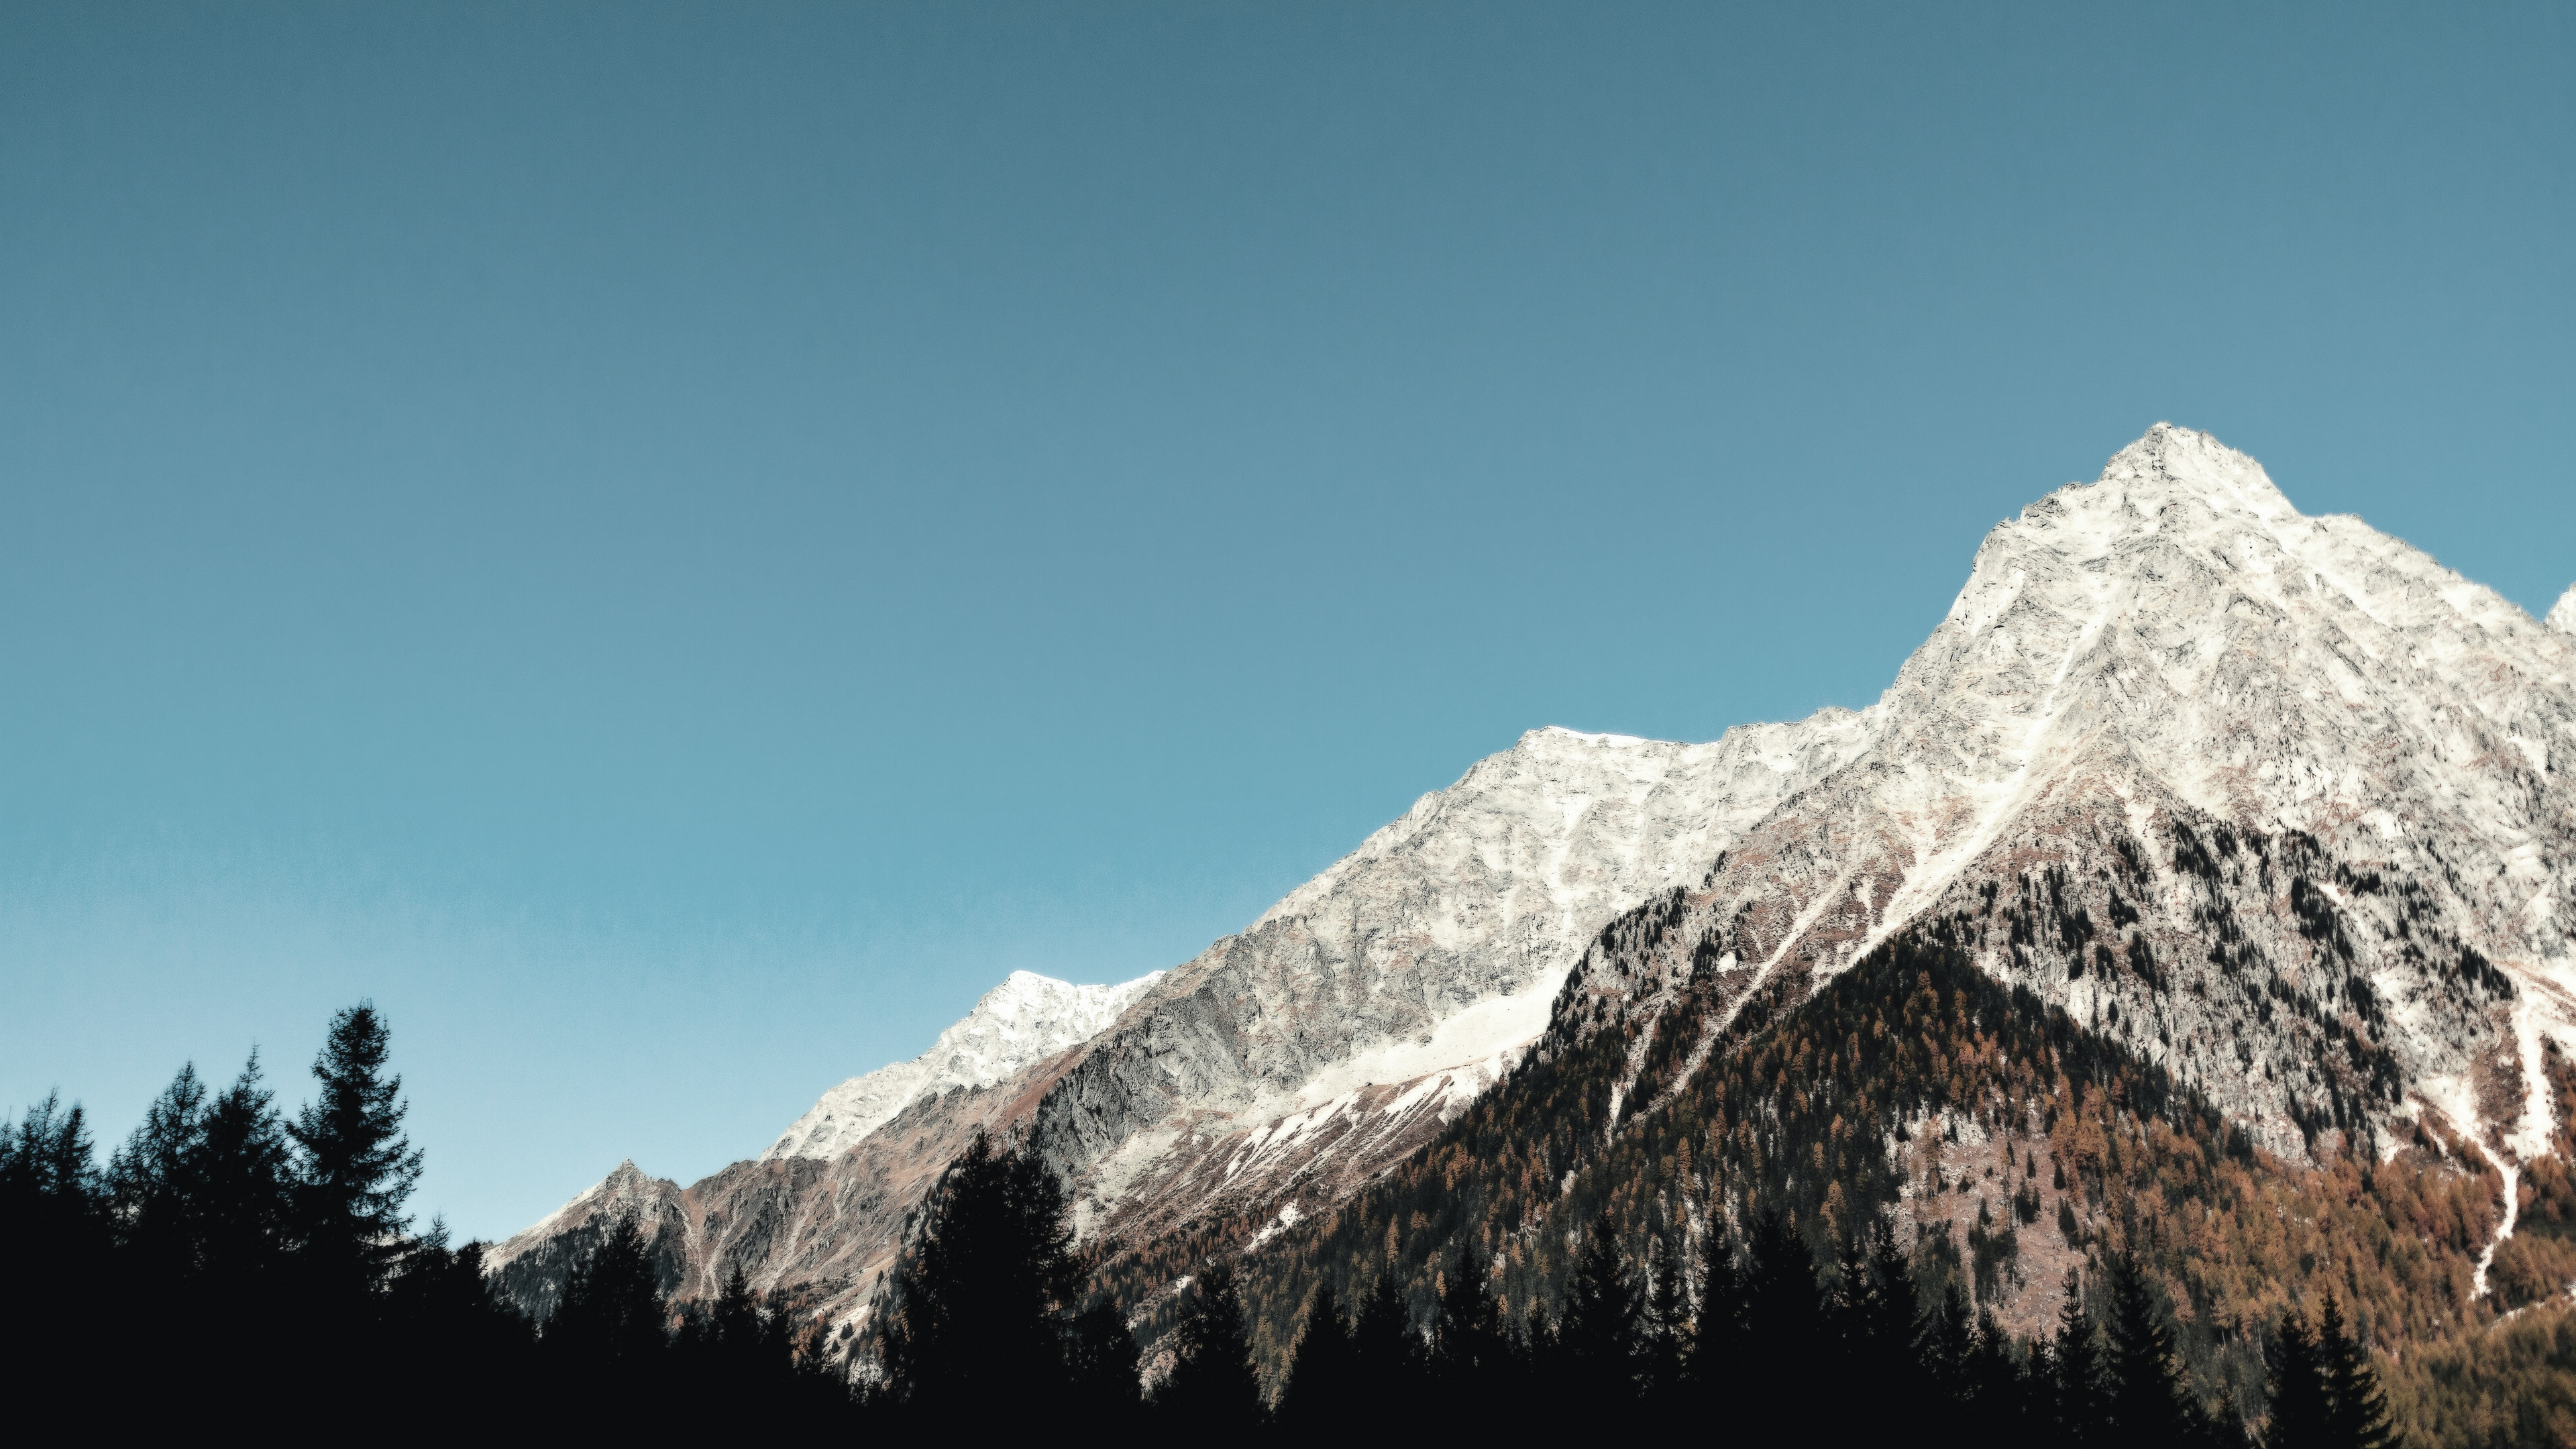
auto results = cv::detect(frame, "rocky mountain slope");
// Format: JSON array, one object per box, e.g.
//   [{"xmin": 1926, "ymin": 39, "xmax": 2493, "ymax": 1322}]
[
  {"xmin": 490, "ymin": 424, "xmax": 2575, "ymax": 1347},
  {"xmin": 762, "ymin": 971, "xmax": 1162, "ymax": 1164},
  {"xmin": 486, "ymin": 712, "xmax": 1877, "ymax": 1322}
]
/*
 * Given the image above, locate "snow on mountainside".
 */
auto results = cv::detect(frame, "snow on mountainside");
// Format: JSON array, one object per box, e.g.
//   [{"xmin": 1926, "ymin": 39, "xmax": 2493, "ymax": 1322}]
[
  {"xmin": 1557, "ymin": 424, "xmax": 2575, "ymax": 1181},
  {"xmin": 762, "ymin": 971, "xmax": 1161, "ymax": 1163},
  {"xmin": 490, "ymin": 423, "xmax": 2573, "ymax": 1341},
  {"xmin": 2551, "ymin": 583, "xmax": 2576, "ymax": 636},
  {"xmin": 486, "ymin": 710, "xmax": 1880, "ymax": 1322}
]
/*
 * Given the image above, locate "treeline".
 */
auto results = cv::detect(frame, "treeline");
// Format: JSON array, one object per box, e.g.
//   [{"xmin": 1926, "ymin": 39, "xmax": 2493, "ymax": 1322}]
[
  {"xmin": 0, "ymin": 1004, "xmax": 851, "ymax": 1431},
  {"xmin": 869, "ymin": 1128, "xmax": 2396, "ymax": 1446}
]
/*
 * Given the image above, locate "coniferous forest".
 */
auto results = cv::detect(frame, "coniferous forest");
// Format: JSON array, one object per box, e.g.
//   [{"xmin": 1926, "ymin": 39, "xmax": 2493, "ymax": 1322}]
[{"xmin": 1, "ymin": 973, "xmax": 2540, "ymax": 1442}]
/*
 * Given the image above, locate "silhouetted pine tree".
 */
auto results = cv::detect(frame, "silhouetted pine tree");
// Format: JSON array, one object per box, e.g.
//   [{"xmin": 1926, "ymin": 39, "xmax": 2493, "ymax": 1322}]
[
  {"xmin": 873, "ymin": 1130, "xmax": 1085, "ymax": 1421},
  {"xmin": 1557, "ymin": 1218, "xmax": 1645, "ymax": 1411},
  {"xmin": 1350, "ymin": 1273, "xmax": 1426, "ymax": 1425},
  {"xmin": 1279, "ymin": 1282, "xmax": 1359, "ymax": 1428},
  {"xmin": 2104, "ymin": 1251, "xmax": 2196, "ymax": 1447},
  {"xmin": 1430, "ymin": 1253, "xmax": 1513, "ymax": 1428},
  {"xmin": 1641, "ymin": 1228, "xmax": 1688, "ymax": 1401},
  {"xmin": 290, "ymin": 1002, "xmax": 423, "ymax": 1293},
  {"xmin": 547, "ymin": 1214, "xmax": 671, "ymax": 1374},
  {"xmin": 2054, "ymin": 1266, "xmax": 2112, "ymax": 1443},
  {"xmin": 2262, "ymin": 1303, "xmax": 2332, "ymax": 1449},
  {"xmin": 1066, "ymin": 1299, "xmax": 1144, "ymax": 1421},
  {"xmin": 1155, "ymin": 1265, "xmax": 1265, "ymax": 1430},
  {"xmin": 2316, "ymin": 1293, "xmax": 2396, "ymax": 1449},
  {"xmin": 1740, "ymin": 1212, "xmax": 1825, "ymax": 1405}
]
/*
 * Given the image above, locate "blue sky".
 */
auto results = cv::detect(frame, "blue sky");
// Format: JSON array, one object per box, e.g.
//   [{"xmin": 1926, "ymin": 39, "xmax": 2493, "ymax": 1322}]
[{"xmin": 3, "ymin": 3, "xmax": 2568, "ymax": 1241}]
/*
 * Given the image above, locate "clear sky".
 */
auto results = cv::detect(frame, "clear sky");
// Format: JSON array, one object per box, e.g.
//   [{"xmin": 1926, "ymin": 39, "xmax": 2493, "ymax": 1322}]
[{"xmin": 3, "ymin": 3, "xmax": 2569, "ymax": 1242}]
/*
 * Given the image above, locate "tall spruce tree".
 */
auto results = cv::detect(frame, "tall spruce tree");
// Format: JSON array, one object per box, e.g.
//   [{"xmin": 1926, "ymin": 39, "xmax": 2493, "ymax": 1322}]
[
  {"xmin": 875, "ymin": 1130, "xmax": 1083, "ymax": 1417},
  {"xmin": 1430, "ymin": 1252, "xmax": 1514, "ymax": 1423},
  {"xmin": 2261, "ymin": 1304, "xmax": 2332, "ymax": 1449},
  {"xmin": 2054, "ymin": 1266, "xmax": 2111, "ymax": 1443},
  {"xmin": 290, "ymin": 1003, "xmax": 422, "ymax": 1291},
  {"xmin": 1279, "ymin": 1282, "xmax": 1360, "ymax": 1428},
  {"xmin": 1155, "ymin": 1265, "xmax": 1265, "ymax": 1430},
  {"xmin": 1350, "ymin": 1273, "xmax": 1425, "ymax": 1423},
  {"xmin": 1558, "ymin": 1220, "xmax": 1646, "ymax": 1406},
  {"xmin": 2316, "ymin": 1293, "xmax": 2396, "ymax": 1449},
  {"xmin": 547, "ymin": 1214, "xmax": 670, "ymax": 1372},
  {"xmin": 2103, "ymin": 1251, "xmax": 2194, "ymax": 1447}
]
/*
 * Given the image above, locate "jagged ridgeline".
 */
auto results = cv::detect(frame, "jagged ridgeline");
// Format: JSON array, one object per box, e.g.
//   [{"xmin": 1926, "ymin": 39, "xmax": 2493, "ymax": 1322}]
[{"xmin": 1097, "ymin": 927, "xmax": 2524, "ymax": 1428}]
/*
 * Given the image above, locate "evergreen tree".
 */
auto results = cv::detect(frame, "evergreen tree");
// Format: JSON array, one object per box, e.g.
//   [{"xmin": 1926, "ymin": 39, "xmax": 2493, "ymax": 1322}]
[
  {"xmin": 546, "ymin": 1214, "xmax": 671, "ymax": 1373},
  {"xmin": 1279, "ymin": 1281, "xmax": 1360, "ymax": 1428},
  {"xmin": 1968, "ymin": 1306, "xmax": 2032, "ymax": 1419},
  {"xmin": 1740, "ymin": 1211, "xmax": 1825, "ymax": 1405},
  {"xmin": 1155, "ymin": 1265, "xmax": 1265, "ymax": 1430},
  {"xmin": 875, "ymin": 1130, "xmax": 1083, "ymax": 1416},
  {"xmin": 1065, "ymin": 1299, "xmax": 1144, "ymax": 1421},
  {"xmin": 193, "ymin": 1052, "xmax": 295, "ymax": 1281},
  {"xmin": 0, "ymin": 1091, "xmax": 103, "ymax": 1225},
  {"xmin": 1558, "ymin": 1219, "xmax": 1645, "ymax": 1405},
  {"xmin": 1688, "ymin": 1221, "xmax": 1749, "ymax": 1397},
  {"xmin": 290, "ymin": 1002, "xmax": 423, "ymax": 1291},
  {"xmin": 2316, "ymin": 1293, "xmax": 2396, "ymax": 1449},
  {"xmin": 1640, "ymin": 1228, "xmax": 1688, "ymax": 1401},
  {"xmin": 1350, "ymin": 1273, "xmax": 1425, "ymax": 1421},
  {"xmin": 1918, "ymin": 1279, "xmax": 1976, "ymax": 1401},
  {"xmin": 1430, "ymin": 1252, "xmax": 1513, "ymax": 1422},
  {"xmin": 2103, "ymin": 1250, "xmax": 2194, "ymax": 1447},
  {"xmin": 108, "ymin": 1061, "xmax": 210, "ymax": 1273},
  {"xmin": 2053, "ymin": 1266, "xmax": 2111, "ymax": 1443},
  {"xmin": 2261, "ymin": 1304, "xmax": 2332, "ymax": 1449}
]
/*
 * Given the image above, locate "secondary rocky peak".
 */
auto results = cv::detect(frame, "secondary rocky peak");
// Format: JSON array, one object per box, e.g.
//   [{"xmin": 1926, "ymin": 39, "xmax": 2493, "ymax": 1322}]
[
  {"xmin": 2551, "ymin": 583, "xmax": 2576, "ymax": 635},
  {"xmin": 761, "ymin": 969, "xmax": 1161, "ymax": 1163}
]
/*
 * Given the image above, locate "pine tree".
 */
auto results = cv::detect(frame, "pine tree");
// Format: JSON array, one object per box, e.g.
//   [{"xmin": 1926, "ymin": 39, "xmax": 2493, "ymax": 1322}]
[
  {"xmin": 1430, "ymin": 1252, "xmax": 1513, "ymax": 1421},
  {"xmin": 1065, "ymin": 1299, "xmax": 1143, "ymax": 1421},
  {"xmin": 1740, "ymin": 1211, "xmax": 1825, "ymax": 1406},
  {"xmin": 1558, "ymin": 1220, "xmax": 1645, "ymax": 1405},
  {"xmin": 290, "ymin": 1002, "xmax": 423, "ymax": 1291},
  {"xmin": 547, "ymin": 1214, "xmax": 670, "ymax": 1372},
  {"xmin": 193, "ymin": 1052, "xmax": 295, "ymax": 1281},
  {"xmin": 2316, "ymin": 1292, "xmax": 2396, "ymax": 1449},
  {"xmin": 1155, "ymin": 1265, "xmax": 1265, "ymax": 1430},
  {"xmin": 1918, "ymin": 1279, "xmax": 1976, "ymax": 1401},
  {"xmin": 2054, "ymin": 1266, "xmax": 2110, "ymax": 1444},
  {"xmin": 2103, "ymin": 1250, "xmax": 2194, "ymax": 1447},
  {"xmin": 1279, "ymin": 1281, "xmax": 1359, "ymax": 1428},
  {"xmin": 1641, "ymin": 1228, "xmax": 1688, "ymax": 1401},
  {"xmin": 1688, "ymin": 1221, "xmax": 1749, "ymax": 1397},
  {"xmin": 875, "ymin": 1130, "xmax": 1083, "ymax": 1415},
  {"xmin": 2261, "ymin": 1303, "xmax": 2331, "ymax": 1449},
  {"xmin": 1350, "ymin": 1273, "xmax": 1424, "ymax": 1421},
  {"xmin": 109, "ymin": 1061, "xmax": 209, "ymax": 1273}
]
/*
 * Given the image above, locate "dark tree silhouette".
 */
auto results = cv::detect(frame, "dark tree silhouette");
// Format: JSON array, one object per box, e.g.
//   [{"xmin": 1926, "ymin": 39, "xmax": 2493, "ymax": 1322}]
[
  {"xmin": 1155, "ymin": 1265, "xmax": 1265, "ymax": 1430},
  {"xmin": 290, "ymin": 1002, "xmax": 423, "ymax": 1292},
  {"xmin": 2263, "ymin": 1303, "xmax": 2332, "ymax": 1449}
]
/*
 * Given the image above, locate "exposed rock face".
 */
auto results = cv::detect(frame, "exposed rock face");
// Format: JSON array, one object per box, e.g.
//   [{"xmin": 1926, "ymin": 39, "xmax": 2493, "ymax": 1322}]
[
  {"xmin": 486, "ymin": 715, "xmax": 1880, "ymax": 1325},
  {"xmin": 762, "ymin": 971, "xmax": 1163, "ymax": 1163},
  {"xmin": 1557, "ymin": 425, "xmax": 2575, "ymax": 1179},
  {"xmin": 491, "ymin": 425, "xmax": 2574, "ymax": 1336}
]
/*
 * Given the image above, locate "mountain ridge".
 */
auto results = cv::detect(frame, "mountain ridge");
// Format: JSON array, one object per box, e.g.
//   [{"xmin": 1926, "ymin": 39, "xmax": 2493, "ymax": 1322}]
[{"xmin": 487, "ymin": 424, "xmax": 2576, "ymax": 1354}]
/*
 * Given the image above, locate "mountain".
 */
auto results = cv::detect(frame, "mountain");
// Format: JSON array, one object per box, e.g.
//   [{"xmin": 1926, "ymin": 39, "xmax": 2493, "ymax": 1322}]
[
  {"xmin": 490, "ymin": 424, "xmax": 2576, "ymax": 1359},
  {"xmin": 488, "ymin": 714, "xmax": 1880, "ymax": 1323},
  {"xmin": 762, "ymin": 971, "xmax": 1162, "ymax": 1164}
]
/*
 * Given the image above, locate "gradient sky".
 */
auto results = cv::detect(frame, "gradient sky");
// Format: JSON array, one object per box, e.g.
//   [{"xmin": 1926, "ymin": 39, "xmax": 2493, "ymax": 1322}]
[{"xmin": 3, "ymin": 3, "xmax": 2569, "ymax": 1242}]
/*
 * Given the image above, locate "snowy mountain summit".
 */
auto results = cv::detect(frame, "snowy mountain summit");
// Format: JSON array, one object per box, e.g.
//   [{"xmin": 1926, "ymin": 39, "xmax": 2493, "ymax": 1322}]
[
  {"xmin": 491, "ymin": 425, "xmax": 2576, "ymax": 1338},
  {"xmin": 763, "ymin": 970, "xmax": 1161, "ymax": 1162}
]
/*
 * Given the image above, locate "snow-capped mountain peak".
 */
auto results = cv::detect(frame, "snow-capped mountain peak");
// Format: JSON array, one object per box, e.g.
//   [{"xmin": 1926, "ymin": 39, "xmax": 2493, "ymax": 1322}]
[
  {"xmin": 761, "ymin": 970, "xmax": 1161, "ymax": 1162},
  {"xmin": 2550, "ymin": 583, "xmax": 2576, "ymax": 636}
]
